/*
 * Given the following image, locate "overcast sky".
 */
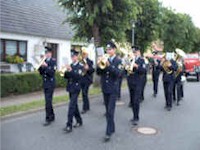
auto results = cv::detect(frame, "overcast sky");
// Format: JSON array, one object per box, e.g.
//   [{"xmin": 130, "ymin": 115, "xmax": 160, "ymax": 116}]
[{"xmin": 159, "ymin": 0, "xmax": 200, "ymax": 28}]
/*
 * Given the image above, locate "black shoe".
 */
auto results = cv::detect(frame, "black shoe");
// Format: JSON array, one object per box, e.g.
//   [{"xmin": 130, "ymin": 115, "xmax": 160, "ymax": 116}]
[
  {"xmin": 63, "ymin": 126, "xmax": 72, "ymax": 133},
  {"xmin": 153, "ymin": 93, "xmax": 157, "ymax": 97},
  {"xmin": 43, "ymin": 121, "xmax": 51, "ymax": 126},
  {"xmin": 177, "ymin": 102, "xmax": 180, "ymax": 106},
  {"xmin": 81, "ymin": 110, "xmax": 87, "ymax": 114},
  {"xmin": 140, "ymin": 99, "xmax": 144, "ymax": 103},
  {"xmin": 128, "ymin": 103, "xmax": 132, "ymax": 108},
  {"xmin": 103, "ymin": 135, "xmax": 111, "ymax": 142},
  {"xmin": 130, "ymin": 118, "xmax": 134, "ymax": 122},
  {"xmin": 132, "ymin": 120, "xmax": 139, "ymax": 126},
  {"xmin": 73, "ymin": 122, "xmax": 82, "ymax": 128},
  {"xmin": 167, "ymin": 107, "xmax": 171, "ymax": 111}
]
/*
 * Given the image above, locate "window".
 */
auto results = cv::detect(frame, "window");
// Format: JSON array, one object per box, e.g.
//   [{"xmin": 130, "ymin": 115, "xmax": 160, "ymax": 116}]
[
  {"xmin": 19, "ymin": 41, "xmax": 27, "ymax": 60},
  {"xmin": 0, "ymin": 40, "xmax": 3, "ymax": 61},
  {"xmin": 5, "ymin": 41, "xmax": 17, "ymax": 55},
  {"xmin": 0, "ymin": 39, "xmax": 27, "ymax": 61}
]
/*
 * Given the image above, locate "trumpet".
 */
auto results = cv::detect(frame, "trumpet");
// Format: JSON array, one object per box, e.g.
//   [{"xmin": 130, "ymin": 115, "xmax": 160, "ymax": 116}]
[
  {"xmin": 113, "ymin": 40, "xmax": 136, "ymax": 74},
  {"xmin": 97, "ymin": 54, "xmax": 110, "ymax": 69},
  {"xmin": 35, "ymin": 56, "xmax": 46, "ymax": 70},
  {"xmin": 59, "ymin": 66, "xmax": 68, "ymax": 77},
  {"xmin": 124, "ymin": 56, "xmax": 136, "ymax": 74}
]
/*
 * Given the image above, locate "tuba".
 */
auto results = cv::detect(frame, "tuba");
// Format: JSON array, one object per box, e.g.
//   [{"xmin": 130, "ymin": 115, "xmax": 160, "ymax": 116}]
[
  {"xmin": 161, "ymin": 54, "xmax": 173, "ymax": 74},
  {"xmin": 78, "ymin": 47, "xmax": 88, "ymax": 75},
  {"xmin": 175, "ymin": 48, "xmax": 187, "ymax": 77}
]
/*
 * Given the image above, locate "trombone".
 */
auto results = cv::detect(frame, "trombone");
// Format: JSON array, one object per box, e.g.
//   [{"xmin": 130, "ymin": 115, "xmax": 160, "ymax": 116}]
[{"xmin": 35, "ymin": 56, "xmax": 46, "ymax": 70}]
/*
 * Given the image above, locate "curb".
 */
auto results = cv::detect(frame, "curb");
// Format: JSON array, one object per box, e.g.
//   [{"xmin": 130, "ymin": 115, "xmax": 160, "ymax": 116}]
[{"xmin": 0, "ymin": 94, "xmax": 102, "ymax": 121}]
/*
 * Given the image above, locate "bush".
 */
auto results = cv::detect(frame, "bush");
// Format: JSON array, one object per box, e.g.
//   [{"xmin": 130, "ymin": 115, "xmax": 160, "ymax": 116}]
[
  {"xmin": 5, "ymin": 55, "xmax": 24, "ymax": 64},
  {"xmin": 0, "ymin": 72, "xmax": 66, "ymax": 97}
]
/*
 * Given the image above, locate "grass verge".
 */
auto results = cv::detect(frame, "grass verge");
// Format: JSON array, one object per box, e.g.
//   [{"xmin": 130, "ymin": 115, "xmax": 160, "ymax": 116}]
[
  {"xmin": 0, "ymin": 86, "xmax": 102, "ymax": 117},
  {"xmin": 0, "ymin": 81, "xmax": 129, "ymax": 117}
]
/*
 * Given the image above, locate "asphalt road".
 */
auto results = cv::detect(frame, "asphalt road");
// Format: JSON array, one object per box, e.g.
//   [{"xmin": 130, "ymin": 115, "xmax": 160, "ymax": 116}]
[{"xmin": 1, "ymin": 81, "xmax": 200, "ymax": 150}]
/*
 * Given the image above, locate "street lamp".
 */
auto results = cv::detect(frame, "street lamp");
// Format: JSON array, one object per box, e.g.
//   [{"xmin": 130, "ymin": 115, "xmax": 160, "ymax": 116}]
[{"xmin": 132, "ymin": 21, "xmax": 135, "ymax": 46}]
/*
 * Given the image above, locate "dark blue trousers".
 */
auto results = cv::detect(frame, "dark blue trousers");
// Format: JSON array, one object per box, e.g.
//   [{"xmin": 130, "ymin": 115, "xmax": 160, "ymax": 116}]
[
  {"xmin": 67, "ymin": 92, "xmax": 82, "ymax": 128},
  {"xmin": 141, "ymin": 77, "xmax": 147, "ymax": 100},
  {"xmin": 173, "ymin": 81, "xmax": 182, "ymax": 102},
  {"xmin": 129, "ymin": 84, "xmax": 141, "ymax": 120},
  {"xmin": 153, "ymin": 74, "xmax": 159, "ymax": 94},
  {"xmin": 163, "ymin": 81, "xmax": 174, "ymax": 107},
  {"xmin": 103, "ymin": 93, "xmax": 117, "ymax": 136},
  {"xmin": 81, "ymin": 83, "xmax": 90, "ymax": 111},
  {"xmin": 117, "ymin": 77, "xmax": 123, "ymax": 99},
  {"xmin": 44, "ymin": 87, "xmax": 55, "ymax": 121},
  {"xmin": 180, "ymin": 84, "xmax": 184, "ymax": 98}
]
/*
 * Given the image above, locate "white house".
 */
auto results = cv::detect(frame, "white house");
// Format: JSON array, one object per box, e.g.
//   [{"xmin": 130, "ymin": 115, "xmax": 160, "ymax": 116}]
[{"xmin": 0, "ymin": 0, "xmax": 95, "ymax": 72}]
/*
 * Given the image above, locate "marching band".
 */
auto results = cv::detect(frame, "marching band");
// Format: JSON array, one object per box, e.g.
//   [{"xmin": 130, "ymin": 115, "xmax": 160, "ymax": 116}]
[{"xmin": 38, "ymin": 42, "xmax": 186, "ymax": 142}]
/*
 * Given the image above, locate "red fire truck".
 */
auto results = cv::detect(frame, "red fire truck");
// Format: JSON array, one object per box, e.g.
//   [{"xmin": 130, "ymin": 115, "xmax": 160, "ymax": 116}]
[{"xmin": 184, "ymin": 53, "xmax": 200, "ymax": 81}]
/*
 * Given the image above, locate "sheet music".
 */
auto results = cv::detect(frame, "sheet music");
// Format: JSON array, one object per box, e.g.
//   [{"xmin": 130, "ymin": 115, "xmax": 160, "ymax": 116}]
[{"xmin": 96, "ymin": 47, "xmax": 105, "ymax": 56}]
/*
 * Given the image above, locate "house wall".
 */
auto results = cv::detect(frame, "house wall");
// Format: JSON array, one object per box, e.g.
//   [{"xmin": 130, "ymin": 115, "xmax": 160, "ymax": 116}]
[{"xmin": 0, "ymin": 32, "xmax": 96, "ymax": 70}]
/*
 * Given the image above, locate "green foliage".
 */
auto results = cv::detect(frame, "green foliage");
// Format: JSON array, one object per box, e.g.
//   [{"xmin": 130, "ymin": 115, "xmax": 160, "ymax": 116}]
[
  {"xmin": 5, "ymin": 55, "xmax": 24, "ymax": 64},
  {"xmin": 126, "ymin": 0, "xmax": 161, "ymax": 52},
  {"xmin": 0, "ymin": 72, "xmax": 66, "ymax": 97},
  {"xmin": 57, "ymin": 0, "xmax": 200, "ymax": 53},
  {"xmin": 159, "ymin": 7, "xmax": 200, "ymax": 53},
  {"xmin": 192, "ymin": 27, "xmax": 200, "ymax": 52},
  {"xmin": 58, "ymin": 0, "xmax": 138, "ymax": 46}
]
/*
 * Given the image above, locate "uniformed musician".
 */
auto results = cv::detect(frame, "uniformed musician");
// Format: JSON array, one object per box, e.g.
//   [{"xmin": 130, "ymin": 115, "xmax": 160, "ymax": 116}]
[
  {"xmin": 63, "ymin": 49, "xmax": 83, "ymax": 133},
  {"xmin": 116, "ymin": 54, "xmax": 124, "ymax": 102},
  {"xmin": 152, "ymin": 52, "xmax": 161, "ymax": 97},
  {"xmin": 173, "ymin": 58, "xmax": 184, "ymax": 105},
  {"xmin": 126, "ymin": 46, "xmax": 146, "ymax": 125},
  {"xmin": 96, "ymin": 41, "xmax": 122, "ymax": 142},
  {"xmin": 38, "ymin": 47, "xmax": 56, "ymax": 126},
  {"xmin": 80, "ymin": 47, "xmax": 95, "ymax": 114},
  {"xmin": 161, "ymin": 53, "xmax": 178, "ymax": 111},
  {"xmin": 140, "ymin": 55, "xmax": 147, "ymax": 102}
]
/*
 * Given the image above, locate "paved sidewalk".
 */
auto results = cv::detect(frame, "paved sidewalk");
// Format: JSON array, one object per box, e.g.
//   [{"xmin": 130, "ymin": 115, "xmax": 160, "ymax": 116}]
[{"xmin": 1, "ymin": 88, "xmax": 67, "ymax": 107}]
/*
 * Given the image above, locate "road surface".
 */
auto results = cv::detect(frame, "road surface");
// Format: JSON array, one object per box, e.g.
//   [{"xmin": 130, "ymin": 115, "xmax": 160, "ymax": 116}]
[{"xmin": 1, "ymin": 81, "xmax": 200, "ymax": 150}]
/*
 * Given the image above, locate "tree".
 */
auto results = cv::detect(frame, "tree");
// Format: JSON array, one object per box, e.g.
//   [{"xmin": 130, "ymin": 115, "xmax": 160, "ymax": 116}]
[
  {"xmin": 126, "ymin": 0, "xmax": 161, "ymax": 52},
  {"xmin": 159, "ymin": 7, "xmax": 198, "ymax": 53},
  {"xmin": 192, "ymin": 27, "xmax": 200, "ymax": 52},
  {"xmin": 58, "ymin": 0, "xmax": 138, "ymax": 47}
]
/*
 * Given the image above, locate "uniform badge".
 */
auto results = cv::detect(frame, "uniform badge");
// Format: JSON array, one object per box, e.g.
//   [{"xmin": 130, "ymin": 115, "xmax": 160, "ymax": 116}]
[
  {"xmin": 118, "ymin": 64, "xmax": 123, "ymax": 70},
  {"xmin": 78, "ymin": 69, "xmax": 82, "ymax": 75},
  {"xmin": 54, "ymin": 66, "xmax": 57, "ymax": 70}
]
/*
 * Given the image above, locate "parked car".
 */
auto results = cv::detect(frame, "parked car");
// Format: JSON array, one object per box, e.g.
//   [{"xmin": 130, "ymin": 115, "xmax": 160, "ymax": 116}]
[{"xmin": 184, "ymin": 53, "xmax": 200, "ymax": 81}]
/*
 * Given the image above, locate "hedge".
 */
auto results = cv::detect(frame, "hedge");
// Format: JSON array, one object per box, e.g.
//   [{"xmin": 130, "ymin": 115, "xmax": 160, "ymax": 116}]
[{"xmin": 0, "ymin": 72, "xmax": 66, "ymax": 97}]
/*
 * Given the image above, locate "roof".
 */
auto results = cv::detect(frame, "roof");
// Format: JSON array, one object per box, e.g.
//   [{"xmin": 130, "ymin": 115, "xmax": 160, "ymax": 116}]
[{"xmin": 0, "ymin": 0, "xmax": 74, "ymax": 40}]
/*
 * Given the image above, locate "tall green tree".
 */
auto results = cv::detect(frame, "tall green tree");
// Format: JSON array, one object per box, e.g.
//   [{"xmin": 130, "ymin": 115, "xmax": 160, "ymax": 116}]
[
  {"xmin": 126, "ymin": 0, "xmax": 161, "ymax": 52},
  {"xmin": 58, "ymin": 0, "xmax": 138, "ymax": 47},
  {"xmin": 159, "ymin": 7, "xmax": 198, "ymax": 53},
  {"xmin": 192, "ymin": 27, "xmax": 200, "ymax": 52}
]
